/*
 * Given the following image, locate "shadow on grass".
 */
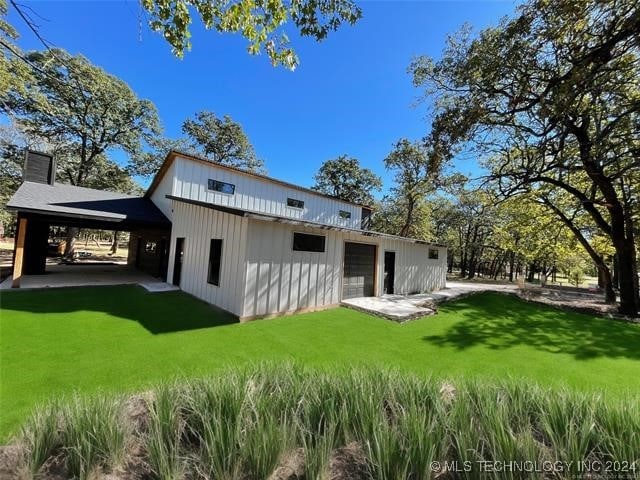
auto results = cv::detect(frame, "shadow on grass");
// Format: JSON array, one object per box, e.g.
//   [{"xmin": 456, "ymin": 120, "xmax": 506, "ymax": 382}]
[
  {"xmin": 423, "ymin": 292, "xmax": 640, "ymax": 360},
  {"xmin": 0, "ymin": 285, "xmax": 237, "ymax": 334}
]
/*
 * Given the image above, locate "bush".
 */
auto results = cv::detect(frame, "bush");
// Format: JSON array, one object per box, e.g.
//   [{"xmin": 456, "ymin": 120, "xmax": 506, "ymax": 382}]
[{"xmin": 16, "ymin": 364, "xmax": 640, "ymax": 479}]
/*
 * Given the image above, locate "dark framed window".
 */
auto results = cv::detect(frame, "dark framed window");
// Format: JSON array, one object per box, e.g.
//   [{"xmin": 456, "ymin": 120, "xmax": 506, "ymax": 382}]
[
  {"xmin": 287, "ymin": 197, "xmax": 304, "ymax": 209},
  {"xmin": 208, "ymin": 179, "xmax": 235, "ymax": 195},
  {"xmin": 144, "ymin": 241, "xmax": 157, "ymax": 254},
  {"xmin": 208, "ymin": 239, "xmax": 223, "ymax": 286},
  {"xmin": 339, "ymin": 210, "xmax": 351, "ymax": 219},
  {"xmin": 361, "ymin": 207, "xmax": 372, "ymax": 230},
  {"xmin": 292, "ymin": 232, "xmax": 325, "ymax": 252},
  {"xmin": 428, "ymin": 248, "xmax": 439, "ymax": 260}
]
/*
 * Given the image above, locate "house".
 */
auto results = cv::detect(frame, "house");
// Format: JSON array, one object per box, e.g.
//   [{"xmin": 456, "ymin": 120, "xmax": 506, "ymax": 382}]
[{"xmin": 7, "ymin": 150, "xmax": 447, "ymax": 320}]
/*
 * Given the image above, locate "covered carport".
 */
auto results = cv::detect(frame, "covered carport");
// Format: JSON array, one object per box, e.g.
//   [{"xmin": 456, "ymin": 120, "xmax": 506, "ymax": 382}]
[{"xmin": 6, "ymin": 181, "xmax": 171, "ymax": 288}]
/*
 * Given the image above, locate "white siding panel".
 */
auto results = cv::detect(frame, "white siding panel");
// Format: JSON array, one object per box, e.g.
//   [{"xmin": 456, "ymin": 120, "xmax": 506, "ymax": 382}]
[
  {"xmin": 149, "ymin": 161, "xmax": 176, "ymax": 220},
  {"xmin": 172, "ymin": 156, "xmax": 362, "ymax": 229},
  {"xmin": 241, "ymin": 219, "xmax": 447, "ymax": 318},
  {"xmin": 167, "ymin": 200, "xmax": 249, "ymax": 316}
]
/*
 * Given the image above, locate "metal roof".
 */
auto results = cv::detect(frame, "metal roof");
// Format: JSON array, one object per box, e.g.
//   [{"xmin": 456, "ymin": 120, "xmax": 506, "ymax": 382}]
[{"xmin": 7, "ymin": 181, "xmax": 170, "ymax": 227}]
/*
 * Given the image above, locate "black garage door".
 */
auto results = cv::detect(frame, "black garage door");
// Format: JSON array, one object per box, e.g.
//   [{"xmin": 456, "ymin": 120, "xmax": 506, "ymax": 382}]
[{"xmin": 342, "ymin": 242, "xmax": 376, "ymax": 299}]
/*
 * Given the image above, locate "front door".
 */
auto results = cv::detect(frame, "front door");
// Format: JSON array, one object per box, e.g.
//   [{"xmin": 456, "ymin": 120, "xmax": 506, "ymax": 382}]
[
  {"xmin": 172, "ymin": 237, "xmax": 184, "ymax": 286},
  {"xmin": 384, "ymin": 251, "xmax": 395, "ymax": 294},
  {"xmin": 342, "ymin": 242, "xmax": 376, "ymax": 299}
]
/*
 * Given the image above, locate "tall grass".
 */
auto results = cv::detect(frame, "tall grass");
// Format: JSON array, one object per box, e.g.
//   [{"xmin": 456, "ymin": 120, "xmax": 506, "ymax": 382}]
[
  {"xmin": 16, "ymin": 364, "xmax": 640, "ymax": 479},
  {"xmin": 21, "ymin": 395, "xmax": 124, "ymax": 479}
]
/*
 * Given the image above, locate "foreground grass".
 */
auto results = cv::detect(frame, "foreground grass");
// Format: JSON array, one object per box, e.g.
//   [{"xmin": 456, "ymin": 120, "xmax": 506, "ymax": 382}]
[
  {"xmin": 17, "ymin": 365, "xmax": 640, "ymax": 479},
  {"xmin": 1, "ymin": 286, "xmax": 640, "ymax": 442}
]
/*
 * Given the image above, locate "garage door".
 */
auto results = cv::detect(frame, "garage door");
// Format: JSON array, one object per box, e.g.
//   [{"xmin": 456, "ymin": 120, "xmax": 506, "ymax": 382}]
[{"xmin": 342, "ymin": 242, "xmax": 376, "ymax": 299}]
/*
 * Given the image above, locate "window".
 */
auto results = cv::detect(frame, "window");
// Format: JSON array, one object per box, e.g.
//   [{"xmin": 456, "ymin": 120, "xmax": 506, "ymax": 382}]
[
  {"xmin": 428, "ymin": 248, "xmax": 439, "ymax": 260},
  {"xmin": 208, "ymin": 179, "xmax": 235, "ymax": 195},
  {"xmin": 339, "ymin": 210, "xmax": 351, "ymax": 219},
  {"xmin": 361, "ymin": 207, "xmax": 372, "ymax": 230},
  {"xmin": 208, "ymin": 239, "xmax": 223, "ymax": 285},
  {"xmin": 292, "ymin": 232, "xmax": 325, "ymax": 252},
  {"xmin": 287, "ymin": 197, "xmax": 304, "ymax": 209},
  {"xmin": 144, "ymin": 241, "xmax": 157, "ymax": 254}
]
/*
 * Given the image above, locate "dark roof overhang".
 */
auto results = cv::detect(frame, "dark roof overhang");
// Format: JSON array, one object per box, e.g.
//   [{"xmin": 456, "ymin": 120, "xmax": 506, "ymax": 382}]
[{"xmin": 7, "ymin": 181, "xmax": 171, "ymax": 230}]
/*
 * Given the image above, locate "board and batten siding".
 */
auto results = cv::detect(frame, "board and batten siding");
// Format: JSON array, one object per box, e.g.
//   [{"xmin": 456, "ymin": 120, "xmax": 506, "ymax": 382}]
[
  {"xmin": 170, "ymin": 155, "xmax": 362, "ymax": 229},
  {"xmin": 241, "ymin": 219, "xmax": 447, "ymax": 319},
  {"xmin": 167, "ymin": 200, "xmax": 249, "ymax": 316},
  {"xmin": 242, "ymin": 221, "xmax": 344, "ymax": 318},
  {"xmin": 373, "ymin": 239, "xmax": 447, "ymax": 295},
  {"xmin": 149, "ymin": 160, "xmax": 175, "ymax": 221}
]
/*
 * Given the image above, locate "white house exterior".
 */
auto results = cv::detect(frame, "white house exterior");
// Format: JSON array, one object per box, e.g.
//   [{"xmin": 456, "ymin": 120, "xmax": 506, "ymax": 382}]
[{"xmin": 144, "ymin": 151, "xmax": 447, "ymax": 320}]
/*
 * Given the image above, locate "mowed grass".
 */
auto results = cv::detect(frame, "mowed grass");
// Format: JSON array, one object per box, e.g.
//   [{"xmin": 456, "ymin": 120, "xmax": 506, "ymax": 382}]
[{"xmin": 2, "ymin": 285, "xmax": 639, "ymax": 441}]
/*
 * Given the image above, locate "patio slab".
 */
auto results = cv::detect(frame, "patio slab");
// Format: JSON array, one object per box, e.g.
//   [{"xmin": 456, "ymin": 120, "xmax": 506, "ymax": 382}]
[
  {"xmin": 341, "ymin": 295, "xmax": 436, "ymax": 321},
  {"xmin": 341, "ymin": 281, "xmax": 520, "ymax": 322},
  {"xmin": 0, "ymin": 263, "xmax": 167, "ymax": 291}
]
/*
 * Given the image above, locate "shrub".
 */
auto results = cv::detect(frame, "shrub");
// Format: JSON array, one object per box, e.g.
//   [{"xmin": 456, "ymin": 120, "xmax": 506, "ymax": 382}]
[{"xmin": 16, "ymin": 364, "xmax": 640, "ymax": 479}]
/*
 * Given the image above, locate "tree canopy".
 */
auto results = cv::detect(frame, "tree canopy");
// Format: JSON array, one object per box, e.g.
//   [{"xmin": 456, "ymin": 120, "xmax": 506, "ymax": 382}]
[
  {"xmin": 379, "ymin": 139, "xmax": 433, "ymax": 238},
  {"xmin": 312, "ymin": 155, "xmax": 381, "ymax": 205},
  {"xmin": 2, "ymin": 48, "xmax": 160, "ymax": 187},
  {"xmin": 142, "ymin": 0, "xmax": 362, "ymax": 69},
  {"xmin": 181, "ymin": 110, "xmax": 264, "ymax": 172}
]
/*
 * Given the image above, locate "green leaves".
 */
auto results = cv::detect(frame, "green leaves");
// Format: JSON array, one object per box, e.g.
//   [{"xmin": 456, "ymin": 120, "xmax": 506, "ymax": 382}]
[
  {"xmin": 312, "ymin": 155, "xmax": 382, "ymax": 206},
  {"xmin": 3, "ymin": 48, "xmax": 160, "ymax": 190},
  {"xmin": 182, "ymin": 110, "xmax": 265, "ymax": 172},
  {"xmin": 142, "ymin": 0, "xmax": 362, "ymax": 69}
]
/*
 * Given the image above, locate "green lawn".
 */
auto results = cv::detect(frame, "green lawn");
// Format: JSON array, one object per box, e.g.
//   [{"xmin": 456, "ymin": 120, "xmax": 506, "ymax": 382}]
[{"xmin": 1, "ymin": 286, "xmax": 639, "ymax": 441}]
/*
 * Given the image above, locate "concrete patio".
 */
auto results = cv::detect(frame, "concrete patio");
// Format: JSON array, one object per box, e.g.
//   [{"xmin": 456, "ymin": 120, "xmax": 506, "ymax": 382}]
[
  {"xmin": 0, "ymin": 263, "xmax": 178, "ymax": 292},
  {"xmin": 341, "ymin": 281, "xmax": 519, "ymax": 322}
]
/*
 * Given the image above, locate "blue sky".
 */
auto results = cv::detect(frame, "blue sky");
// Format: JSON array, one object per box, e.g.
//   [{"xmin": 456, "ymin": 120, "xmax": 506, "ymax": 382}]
[{"xmin": 7, "ymin": 0, "xmax": 519, "ymax": 194}]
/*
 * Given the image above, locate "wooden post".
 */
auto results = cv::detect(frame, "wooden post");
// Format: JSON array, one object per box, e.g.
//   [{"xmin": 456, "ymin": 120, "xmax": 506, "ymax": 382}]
[{"xmin": 12, "ymin": 217, "xmax": 27, "ymax": 288}]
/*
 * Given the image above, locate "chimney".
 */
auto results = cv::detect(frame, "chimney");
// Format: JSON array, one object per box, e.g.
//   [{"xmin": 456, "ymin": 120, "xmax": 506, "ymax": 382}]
[{"xmin": 23, "ymin": 150, "xmax": 56, "ymax": 185}]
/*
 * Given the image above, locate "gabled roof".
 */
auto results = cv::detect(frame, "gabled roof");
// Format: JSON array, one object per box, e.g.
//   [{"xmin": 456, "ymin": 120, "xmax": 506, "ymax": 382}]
[
  {"xmin": 145, "ymin": 150, "xmax": 374, "ymax": 209},
  {"xmin": 7, "ymin": 181, "xmax": 170, "ymax": 227}
]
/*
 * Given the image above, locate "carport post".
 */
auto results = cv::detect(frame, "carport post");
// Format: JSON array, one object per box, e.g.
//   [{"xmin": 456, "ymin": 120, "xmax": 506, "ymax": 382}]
[{"xmin": 12, "ymin": 217, "xmax": 27, "ymax": 288}]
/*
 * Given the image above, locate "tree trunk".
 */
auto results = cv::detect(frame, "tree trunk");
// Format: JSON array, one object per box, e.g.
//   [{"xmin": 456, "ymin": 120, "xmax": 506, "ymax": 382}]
[
  {"xmin": 508, "ymin": 251, "xmax": 515, "ymax": 282},
  {"xmin": 527, "ymin": 262, "xmax": 536, "ymax": 282},
  {"xmin": 110, "ymin": 231, "xmax": 119, "ymax": 254},
  {"xmin": 64, "ymin": 227, "xmax": 79, "ymax": 260},
  {"xmin": 399, "ymin": 197, "xmax": 415, "ymax": 237},
  {"xmin": 614, "ymin": 237, "xmax": 638, "ymax": 313},
  {"xmin": 598, "ymin": 265, "xmax": 616, "ymax": 304},
  {"xmin": 460, "ymin": 250, "xmax": 468, "ymax": 277},
  {"xmin": 467, "ymin": 250, "xmax": 477, "ymax": 279},
  {"xmin": 570, "ymin": 123, "xmax": 637, "ymax": 314},
  {"xmin": 540, "ymin": 262, "xmax": 548, "ymax": 287},
  {"xmin": 542, "ymin": 199, "xmax": 617, "ymax": 305}
]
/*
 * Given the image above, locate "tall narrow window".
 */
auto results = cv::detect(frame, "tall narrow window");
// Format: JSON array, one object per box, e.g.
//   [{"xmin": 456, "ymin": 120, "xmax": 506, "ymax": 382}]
[
  {"xmin": 208, "ymin": 239, "xmax": 223, "ymax": 285},
  {"xmin": 361, "ymin": 207, "xmax": 372, "ymax": 229}
]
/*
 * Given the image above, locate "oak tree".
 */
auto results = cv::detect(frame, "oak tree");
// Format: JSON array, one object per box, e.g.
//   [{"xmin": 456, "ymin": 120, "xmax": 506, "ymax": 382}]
[
  {"xmin": 411, "ymin": 0, "xmax": 640, "ymax": 314},
  {"xmin": 312, "ymin": 155, "xmax": 381, "ymax": 205}
]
